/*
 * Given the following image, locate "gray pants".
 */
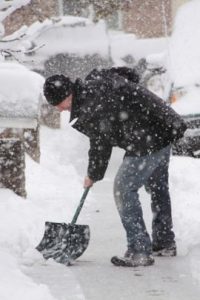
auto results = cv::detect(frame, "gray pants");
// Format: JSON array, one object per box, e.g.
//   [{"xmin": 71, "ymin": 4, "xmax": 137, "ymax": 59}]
[{"xmin": 114, "ymin": 146, "xmax": 175, "ymax": 255}]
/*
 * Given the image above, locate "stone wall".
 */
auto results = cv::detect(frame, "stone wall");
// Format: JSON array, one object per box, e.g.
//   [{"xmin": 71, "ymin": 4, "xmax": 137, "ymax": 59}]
[
  {"xmin": 122, "ymin": 0, "xmax": 172, "ymax": 38},
  {"xmin": 0, "ymin": 139, "xmax": 26, "ymax": 197},
  {"xmin": 3, "ymin": 0, "xmax": 58, "ymax": 36},
  {"xmin": 3, "ymin": 0, "xmax": 191, "ymax": 38}
]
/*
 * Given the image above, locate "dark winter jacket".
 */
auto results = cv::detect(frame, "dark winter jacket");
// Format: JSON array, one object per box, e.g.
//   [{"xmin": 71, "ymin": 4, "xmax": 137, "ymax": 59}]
[
  {"xmin": 70, "ymin": 74, "xmax": 187, "ymax": 182},
  {"xmin": 85, "ymin": 66, "xmax": 140, "ymax": 84}
]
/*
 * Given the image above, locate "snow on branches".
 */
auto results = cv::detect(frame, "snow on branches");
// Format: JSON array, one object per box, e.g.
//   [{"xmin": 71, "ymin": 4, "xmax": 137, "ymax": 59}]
[{"xmin": 0, "ymin": 1, "xmax": 42, "ymax": 61}]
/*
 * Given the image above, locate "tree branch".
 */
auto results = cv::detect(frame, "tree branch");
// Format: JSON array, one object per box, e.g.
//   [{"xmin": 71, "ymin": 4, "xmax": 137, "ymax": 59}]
[{"xmin": 0, "ymin": 33, "xmax": 26, "ymax": 43}]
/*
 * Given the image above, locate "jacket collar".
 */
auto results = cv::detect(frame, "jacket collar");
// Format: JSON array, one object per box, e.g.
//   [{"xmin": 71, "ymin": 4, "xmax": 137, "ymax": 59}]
[{"xmin": 69, "ymin": 78, "xmax": 84, "ymax": 122}]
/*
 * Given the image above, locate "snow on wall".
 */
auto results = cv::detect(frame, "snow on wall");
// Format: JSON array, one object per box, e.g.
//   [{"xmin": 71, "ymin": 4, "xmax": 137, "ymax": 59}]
[
  {"xmin": 0, "ymin": 0, "xmax": 31, "ymax": 22},
  {"xmin": 2, "ymin": 15, "xmax": 91, "ymax": 42},
  {"xmin": 0, "ymin": 62, "xmax": 44, "ymax": 119}
]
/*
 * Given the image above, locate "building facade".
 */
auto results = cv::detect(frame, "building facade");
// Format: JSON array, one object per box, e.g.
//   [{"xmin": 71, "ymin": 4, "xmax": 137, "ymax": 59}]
[
  {"xmin": 3, "ymin": 0, "xmax": 58, "ymax": 36},
  {"xmin": 3, "ymin": 0, "xmax": 191, "ymax": 38}
]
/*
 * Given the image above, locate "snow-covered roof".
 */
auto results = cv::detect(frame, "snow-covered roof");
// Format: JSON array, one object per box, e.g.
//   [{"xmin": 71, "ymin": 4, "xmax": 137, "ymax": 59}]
[{"xmin": 0, "ymin": 62, "xmax": 44, "ymax": 128}]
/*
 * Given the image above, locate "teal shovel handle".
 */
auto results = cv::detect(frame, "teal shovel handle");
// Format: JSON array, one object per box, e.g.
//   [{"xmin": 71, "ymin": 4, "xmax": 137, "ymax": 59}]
[{"xmin": 71, "ymin": 187, "xmax": 90, "ymax": 225}]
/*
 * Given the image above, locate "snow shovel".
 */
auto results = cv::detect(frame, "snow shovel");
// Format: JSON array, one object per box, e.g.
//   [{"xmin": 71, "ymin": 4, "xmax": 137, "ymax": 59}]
[{"xmin": 36, "ymin": 187, "xmax": 90, "ymax": 265}]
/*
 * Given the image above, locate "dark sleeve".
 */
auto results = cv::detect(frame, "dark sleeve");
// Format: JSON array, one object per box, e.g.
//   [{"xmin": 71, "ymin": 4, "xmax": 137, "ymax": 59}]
[
  {"xmin": 132, "ymin": 84, "xmax": 187, "ymax": 141},
  {"xmin": 87, "ymin": 137, "xmax": 112, "ymax": 182}
]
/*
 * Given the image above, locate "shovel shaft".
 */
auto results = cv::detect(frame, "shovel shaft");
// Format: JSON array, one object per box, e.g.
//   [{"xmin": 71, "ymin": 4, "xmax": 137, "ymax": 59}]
[{"xmin": 71, "ymin": 187, "xmax": 90, "ymax": 225}]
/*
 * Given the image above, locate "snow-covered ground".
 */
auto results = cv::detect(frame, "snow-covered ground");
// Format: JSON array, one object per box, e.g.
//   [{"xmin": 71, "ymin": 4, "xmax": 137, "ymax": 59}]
[
  {"xmin": 1, "ymin": 112, "xmax": 200, "ymax": 300},
  {"xmin": 0, "ymin": 115, "xmax": 88, "ymax": 300}
]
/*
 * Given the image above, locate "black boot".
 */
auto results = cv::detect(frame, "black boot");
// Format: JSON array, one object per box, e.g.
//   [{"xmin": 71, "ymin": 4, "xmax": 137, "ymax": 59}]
[
  {"xmin": 153, "ymin": 242, "xmax": 177, "ymax": 257},
  {"xmin": 111, "ymin": 253, "xmax": 155, "ymax": 267}
]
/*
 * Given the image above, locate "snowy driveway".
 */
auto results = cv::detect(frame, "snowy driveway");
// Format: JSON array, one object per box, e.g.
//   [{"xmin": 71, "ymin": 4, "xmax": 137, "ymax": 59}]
[
  {"xmin": 25, "ymin": 150, "xmax": 200, "ymax": 300},
  {"xmin": 2, "ymin": 123, "xmax": 195, "ymax": 300}
]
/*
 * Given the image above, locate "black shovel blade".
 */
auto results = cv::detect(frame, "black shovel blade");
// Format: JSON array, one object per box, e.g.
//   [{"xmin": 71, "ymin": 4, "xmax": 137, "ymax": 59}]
[{"xmin": 36, "ymin": 221, "xmax": 90, "ymax": 265}]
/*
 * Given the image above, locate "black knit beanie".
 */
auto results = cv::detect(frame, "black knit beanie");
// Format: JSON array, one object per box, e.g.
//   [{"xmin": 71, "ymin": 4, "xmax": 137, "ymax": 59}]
[{"xmin": 43, "ymin": 74, "xmax": 74, "ymax": 106}]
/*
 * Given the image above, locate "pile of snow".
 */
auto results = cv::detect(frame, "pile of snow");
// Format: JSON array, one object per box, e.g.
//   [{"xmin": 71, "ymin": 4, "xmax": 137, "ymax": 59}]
[
  {"xmin": 141, "ymin": 0, "xmax": 200, "ymax": 116},
  {"xmin": 0, "ymin": 62, "xmax": 44, "ymax": 122},
  {"xmin": 171, "ymin": 86, "xmax": 200, "ymax": 115},
  {"xmin": 0, "ymin": 251, "xmax": 55, "ymax": 300},
  {"xmin": 30, "ymin": 17, "xmax": 109, "ymax": 62},
  {"xmin": 110, "ymin": 30, "xmax": 168, "ymax": 65},
  {"xmin": 168, "ymin": 0, "xmax": 200, "ymax": 88},
  {"xmin": 0, "ymin": 115, "xmax": 89, "ymax": 300},
  {"xmin": 170, "ymin": 156, "xmax": 200, "ymax": 255},
  {"xmin": 166, "ymin": 0, "xmax": 200, "ymax": 115},
  {"xmin": 1, "ymin": 17, "xmax": 110, "ymax": 68}
]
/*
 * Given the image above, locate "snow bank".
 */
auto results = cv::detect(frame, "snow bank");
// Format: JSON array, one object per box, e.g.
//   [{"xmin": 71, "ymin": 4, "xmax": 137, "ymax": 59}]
[
  {"xmin": 0, "ymin": 249, "xmax": 55, "ymax": 300},
  {"xmin": 4, "ymin": 17, "xmax": 110, "ymax": 68},
  {"xmin": 110, "ymin": 31, "xmax": 168, "ymax": 65},
  {"xmin": 33, "ymin": 18, "xmax": 109, "ymax": 61},
  {"xmin": 0, "ymin": 62, "xmax": 44, "ymax": 120},
  {"xmin": 0, "ymin": 118, "xmax": 88, "ymax": 299},
  {"xmin": 36, "ymin": 20, "xmax": 108, "ymax": 57},
  {"xmin": 168, "ymin": 0, "xmax": 200, "ymax": 87},
  {"xmin": 170, "ymin": 156, "xmax": 200, "ymax": 256},
  {"xmin": 0, "ymin": 190, "xmax": 56, "ymax": 300},
  {"xmin": 171, "ymin": 86, "xmax": 200, "ymax": 115}
]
